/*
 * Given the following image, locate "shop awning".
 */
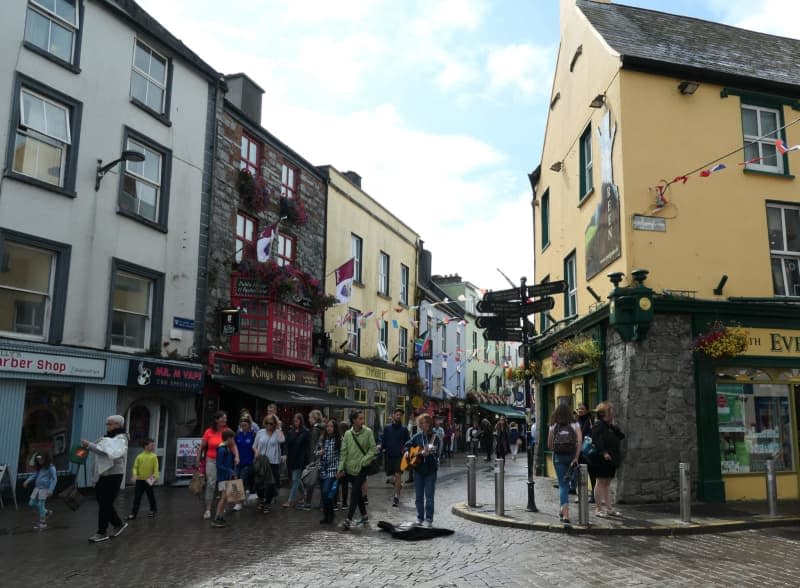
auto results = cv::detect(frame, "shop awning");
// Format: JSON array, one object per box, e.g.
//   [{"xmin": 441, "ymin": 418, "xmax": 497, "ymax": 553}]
[
  {"xmin": 478, "ymin": 403, "xmax": 526, "ymax": 420},
  {"xmin": 216, "ymin": 377, "xmax": 364, "ymax": 408}
]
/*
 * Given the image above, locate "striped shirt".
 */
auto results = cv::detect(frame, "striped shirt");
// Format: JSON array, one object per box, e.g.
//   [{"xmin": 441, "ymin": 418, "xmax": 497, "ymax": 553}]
[{"xmin": 319, "ymin": 437, "xmax": 339, "ymax": 479}]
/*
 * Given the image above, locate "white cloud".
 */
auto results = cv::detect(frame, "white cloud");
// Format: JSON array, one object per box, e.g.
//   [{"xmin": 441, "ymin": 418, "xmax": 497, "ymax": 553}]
[
  {"xmin": 277, "ymin": 0, "xmax": 378, "ymax": 23},
  {"xmin": 485, "ymin": 43, "xmax": 555, "ymax": 99},
  {"xmin": 412, "ymin": 0, "xmax": 488, "ymax": 36},
  {"xmin": 710, "ymin": 0, "xmax": 800, "ymax": 38},
  {"xmin": 293, "ymin": 33, "xmax": 386, "ymax": 95}
]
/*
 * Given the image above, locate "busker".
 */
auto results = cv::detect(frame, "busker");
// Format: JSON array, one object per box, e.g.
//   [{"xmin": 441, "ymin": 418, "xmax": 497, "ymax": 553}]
[{"xmin": 404, "ymin": 413, "xmax": 441, "ymax": 528}]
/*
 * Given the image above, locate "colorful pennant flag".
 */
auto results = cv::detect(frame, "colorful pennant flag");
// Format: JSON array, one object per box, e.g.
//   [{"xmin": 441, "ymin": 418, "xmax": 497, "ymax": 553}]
[
  {"xmin": 776, "ymin": 139, "xmax": 800, "ymax": 154},
  {"xmin": 699, "ymin": 163, "xmax": 726, "ymax": 177},
  {"xmin": 333, "ymin": 258, "xmax": 355, "ymax": 304},
  {"xmin": 391, "ymin": 319, "xmax": 399, "ymax": 329}
]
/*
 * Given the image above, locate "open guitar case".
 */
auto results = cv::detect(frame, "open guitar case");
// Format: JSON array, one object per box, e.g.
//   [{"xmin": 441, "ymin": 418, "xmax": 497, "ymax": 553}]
[{"xmin": 377, "ymin": 520, "xmax": 455, "ymax": 541}]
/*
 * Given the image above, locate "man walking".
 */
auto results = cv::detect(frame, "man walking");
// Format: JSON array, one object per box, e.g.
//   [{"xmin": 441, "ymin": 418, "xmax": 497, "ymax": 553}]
[{"xmin": 378, "ymin": 409, "xmax": 410, "ymax": 507}]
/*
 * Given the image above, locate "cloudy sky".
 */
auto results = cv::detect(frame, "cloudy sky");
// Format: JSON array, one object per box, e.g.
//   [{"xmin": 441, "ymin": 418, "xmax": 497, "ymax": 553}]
[{"xmin": 137, "ymin": 0, "xmax": 798, "ymax": 291}]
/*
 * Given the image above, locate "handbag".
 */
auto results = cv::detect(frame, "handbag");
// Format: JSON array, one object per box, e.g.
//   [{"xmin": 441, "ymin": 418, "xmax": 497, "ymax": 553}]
[
  {"xmin": 225, "ymin": 478, "xmax": 245, "ymax": 503},
  {"xmin": 188, "ymin": 471, "xmax": 205, "ymax": 496},
  {"xmin": 60, "ymin": 484, "xmax": 82, "ymax": 511},
  {"xmin": 350, "ymin": 432, "xmax": 380, "ymax": 476},
  {"xmin": 580, "ymin": 436, "xmax": 597, "ymax": 459},
  {"xmin": 301, "ymin": 461, "xmax": 320, "ymax": 488}
]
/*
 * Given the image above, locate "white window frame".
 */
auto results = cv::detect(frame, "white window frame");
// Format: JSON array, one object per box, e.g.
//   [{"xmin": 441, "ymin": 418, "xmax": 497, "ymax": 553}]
[
  {"xmin": 565, "ymin": 253, "xmax": 577, "ymax": 317},
  {"xmin": 399, "ymin": 326, "xmax": 408, "ymax": 363},
  {"xmin": 122, "ymin": 138, "xmax": 162, "ymax": 222},
  {"xmin": 351, "ymin": 234, "xmax": 363, "ymax": 283},
  {"xmin": 378, "ymin": 251, "xmax": 390, "ymax": 295},
  {"xmin": 399, "ymin": 263, "xmax": 409, "ymax": 305},
  {"xmin": 240, "ymin": 134, "xmax": 258, "ymax": 174},
  {"xmin": 25, "ymin": 0, "xmax": 80, "ymax": 63},
  {"xmin": 0, "ymin": 242, "xmax": 55, "ymax": 341},
  {"xmin": 767, "ymin": 203, "xmax": 800, "ymax": 296},
  {"xmin": 742, "ymin": 104, "xmax": 784, "ymax": 174},
  {"xmin": 281, "ymin": 162, "xmax": 297, "ymax": 199},
  {"xmin": 110, "ymin": 271, "xmax": 153, "ymax": 351},
  {"xmin": 275, "ymin": 232, "xmax": 294, "ymax": 267},
  {"xmin": 131, "ymin": 39, "xmax": 168, "ymax": 113},
  {"xmin": 15, "ymin": 88, "xmax": 71, "ymax": 187},
  {"xmin": 235, "ymin": 212, "xmax": 255, "ymax": 263},
  {"xmin": 347, "ymin": 308, "xmax": 360, "ymax": 354}
]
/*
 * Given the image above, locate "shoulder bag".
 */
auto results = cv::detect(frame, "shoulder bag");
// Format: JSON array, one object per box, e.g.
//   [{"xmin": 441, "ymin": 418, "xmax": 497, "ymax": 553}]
[{"xmin": 351, "ymin": 433, "xmax": 380, "ymax": 476}]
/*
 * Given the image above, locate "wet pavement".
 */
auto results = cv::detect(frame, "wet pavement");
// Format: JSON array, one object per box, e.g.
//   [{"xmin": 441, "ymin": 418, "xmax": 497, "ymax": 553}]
[{"xmin": 1, "ymin": 456, "xmax": 799, "ymax": 587}]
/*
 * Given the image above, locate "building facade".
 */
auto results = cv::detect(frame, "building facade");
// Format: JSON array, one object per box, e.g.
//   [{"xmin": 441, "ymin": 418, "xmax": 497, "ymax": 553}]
[
  {"xmin": 530, "ymin": 0, "xmax": 800, "ymax": 501},
  {"xmin": 0, "ymin": 0, "xmax": 215, "ymax": 486}
]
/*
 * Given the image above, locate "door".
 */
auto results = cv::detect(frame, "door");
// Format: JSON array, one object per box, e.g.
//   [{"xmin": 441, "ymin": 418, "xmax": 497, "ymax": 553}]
[{"xmin": 126, "ymin": 401, "xmax": 169, "ymax": 486}]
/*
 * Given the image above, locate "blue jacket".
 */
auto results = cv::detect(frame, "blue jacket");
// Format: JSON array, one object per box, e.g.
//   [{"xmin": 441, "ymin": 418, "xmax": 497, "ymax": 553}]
[
  {"xmin": 216, "ymin": 444, "xmax": 236, "ymax": 482},
  {"xmin": 27, "ymin": 465, "xmax": 57, "ymax": 493},
  {"xmin": 235, "ymin": 430, "xmax": 255, "ymax": 466},
  {"xmin": 380, "ymin": 422, "xmax": 410, "ymax": 458}
]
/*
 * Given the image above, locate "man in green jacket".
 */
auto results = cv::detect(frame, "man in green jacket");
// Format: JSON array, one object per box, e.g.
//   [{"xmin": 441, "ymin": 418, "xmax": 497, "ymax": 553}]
[{"xmin": 337, "ymin": 409, "xmax": 376, "ymax": 529}]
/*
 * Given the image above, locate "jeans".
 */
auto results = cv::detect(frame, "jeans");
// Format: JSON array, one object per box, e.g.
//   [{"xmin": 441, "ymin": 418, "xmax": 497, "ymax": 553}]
[
  {"xmin": 288, "ymin": 468, "xmax": 302, "ymax": 503},
  {"xmin": 321, "ymin": 477, "xmax": 336, "ymax": 518},
  {"xmin": 237, "ymin": 463, "xmax": 254, "ymax": 494},
  {"xmin": 95, "ymin": 474, "xmax": 123, "ymax": 534},
  {"xmin": 414, "ymin": 469, "xmax": 437, "ymax": 523},
  {"xmin": 131, "ymin": 479, "xmax": 157, "ymax": 515},
  {"xmin": 553, "ymin": 453, "xmax": 574, "ymax": 507},
  {"xmin": 28, "ymin": 496, "xmax": 48, "ymax": 519},
  {"xmin": 347, "ymin": 472, "xmax": 367, "ymax": 520}
]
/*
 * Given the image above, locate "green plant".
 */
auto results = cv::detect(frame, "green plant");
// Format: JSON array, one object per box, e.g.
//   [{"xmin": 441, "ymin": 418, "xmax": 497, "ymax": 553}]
[
  {"xmin": 694, "ymin": 322, "xmax": 748, "ymax": 359},
  {"xmin": 334, "ymin": 365, "xmax": 356, "ymax": 380},
  {"xmin": 551, "ymin": 335, "xmax": 601, "ymax": 370}
]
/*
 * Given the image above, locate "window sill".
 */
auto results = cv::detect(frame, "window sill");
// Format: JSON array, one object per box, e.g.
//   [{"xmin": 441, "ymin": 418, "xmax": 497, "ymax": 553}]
[
  {"xmin": 578, "ymin": 187, "xmax": 595, "ymax": 207},
  {"xmin": 397, "ymin": 302, "xmax": 409, "ymax": 309},
  {"xmin": 377, "ymin": 292, "xmax": 391, "ymax": 300},
  {"xmin": 4, "ymin": 171, "xmax": 76, "ymax": 198},
  {"xmin": 117, "ymin": 208, "xmax": 168, "ymax": 233},
  {"xmin": 353, "ymin": 281, "xmax": 365, "ymax": 289},
  {"xmin": 130, "ymin": 97, "xmax": 172, "ymax": 127},
  {"xmin": 23, "ymin": 42, "xmax": 81, "ymax": 74},
  {"xmin": 743, "ymin": 168, "xmax": 795, "ymax": 180}
]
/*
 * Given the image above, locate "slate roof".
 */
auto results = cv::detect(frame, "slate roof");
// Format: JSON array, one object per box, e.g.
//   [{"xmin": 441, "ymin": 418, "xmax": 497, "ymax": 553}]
[{"xmin": 577, "ymin": 0, "xmax": 800, "ymax": 92}]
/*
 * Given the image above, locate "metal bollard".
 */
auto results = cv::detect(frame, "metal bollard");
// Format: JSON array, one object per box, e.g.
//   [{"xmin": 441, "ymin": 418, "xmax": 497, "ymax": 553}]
[
  {"xmin": 679, "ymin": 462, "xmax": 691, "ymax": 523},
  {"xmin": 765, "ymin": 459, "xmax": 778, "ymax": 516},
  {"xmin": 467, "ymin": 455, "xmax": 477, "ymax": 507},
  {"xmin": 578, "ymin": 464, "xmax": 590, "ymax": 525},
  {"xmin": 495, "ymin": 458, "xmax": 505, "ymax": 516}
]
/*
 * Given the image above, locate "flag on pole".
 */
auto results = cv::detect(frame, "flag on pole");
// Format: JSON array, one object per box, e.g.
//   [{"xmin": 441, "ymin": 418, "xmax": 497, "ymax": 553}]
[
  {"xmin": 334, "ymin": 258, "xmax": 355, "ymax": 304},
  {"xmin": 414, "ymin": 330, "xmax": 431, "ymax": 358},
  {"xmin": 256, "ymin": 224, "xmax": 277, "ymax": 262}
]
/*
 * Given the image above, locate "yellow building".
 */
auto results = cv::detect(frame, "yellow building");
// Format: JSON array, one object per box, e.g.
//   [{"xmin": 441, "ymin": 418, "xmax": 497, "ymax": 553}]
[
  {"xmin": 530, "ymin": 0, "xmax": 800, "ymax": 502},
  {"xmin": 321, "ymin": 166, "xmax": 420, "ymax": 429}
]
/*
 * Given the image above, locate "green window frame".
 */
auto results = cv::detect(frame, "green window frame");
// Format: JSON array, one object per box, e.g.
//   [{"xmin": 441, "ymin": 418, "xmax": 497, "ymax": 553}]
[
  {"xmin": 541, "ymin": 190, "xmax": 550, "ymax": 249},
  {"xmin": 579, "ymin": 125, "xmax": 593, "ymax": 200}
]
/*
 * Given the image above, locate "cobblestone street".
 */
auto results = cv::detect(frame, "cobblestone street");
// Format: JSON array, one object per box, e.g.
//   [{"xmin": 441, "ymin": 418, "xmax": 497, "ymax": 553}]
[{"xmin": 2, "ymin": 458, "xmax": 799, "ymax": 587}]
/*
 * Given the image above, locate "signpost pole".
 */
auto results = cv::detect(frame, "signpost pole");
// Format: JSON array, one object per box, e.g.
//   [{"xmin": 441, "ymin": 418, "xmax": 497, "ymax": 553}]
[{"xmin": 520, "ymin": 277, "xmax": 538, "ymax": 512}]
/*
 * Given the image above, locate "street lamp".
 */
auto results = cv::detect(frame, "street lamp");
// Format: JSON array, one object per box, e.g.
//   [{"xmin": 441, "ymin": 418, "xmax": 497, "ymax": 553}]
[{"xmin": 94, "ymin": 150, "xmax": 146, "ymax": 191}]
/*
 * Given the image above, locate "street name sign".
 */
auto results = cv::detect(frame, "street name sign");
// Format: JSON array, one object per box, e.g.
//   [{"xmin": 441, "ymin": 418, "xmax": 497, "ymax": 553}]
[
  {"xmin": 483, "ymin": 328, "xmax": 524, "ymax": 342},
  {"xmin": 526, "ymin": 281, "xmax": 567, "ymax": 297},
  {"xmin": 477, "ymin": 297, "xmax": 555, "ymax": 315},
  {"xmin": 475, "ymin": 315, "xmax": 522, "ymax": 329},
  {"xmin": 482, "ymin": 288, "xmax": 522, "ymax": 303}
]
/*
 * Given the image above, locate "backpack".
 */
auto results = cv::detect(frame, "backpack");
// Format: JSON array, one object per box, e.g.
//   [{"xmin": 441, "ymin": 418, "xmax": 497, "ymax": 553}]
[{"xmin": 552, "ymin": 424, "xmax": 577, "ymax": 455}]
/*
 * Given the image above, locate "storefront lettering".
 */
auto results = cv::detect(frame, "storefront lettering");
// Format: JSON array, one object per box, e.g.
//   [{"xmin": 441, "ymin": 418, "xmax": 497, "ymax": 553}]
[
  {"xmin": 365, "ymin": 366, "xmax": 387, "ymax": 380},
  {"xmin": 0, "ymin": 349, "xmax": 106, "ymax": 378},
  {"xmin": 769, "ymin": 333, "xmax": 800, "ymax": 353},
  {"xmin": 215, "ymin": 358, "xmax": 319, "ymax": 386},
  {"xmin": 128, "ymin": 360, "xmax": 204, "ymax": 391}
]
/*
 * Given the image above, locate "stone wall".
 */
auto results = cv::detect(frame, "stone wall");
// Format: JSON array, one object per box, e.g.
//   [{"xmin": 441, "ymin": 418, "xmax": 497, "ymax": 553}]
[{"xmin": 606, "ymin": 313, "xmax": 698, "ymax": 503}]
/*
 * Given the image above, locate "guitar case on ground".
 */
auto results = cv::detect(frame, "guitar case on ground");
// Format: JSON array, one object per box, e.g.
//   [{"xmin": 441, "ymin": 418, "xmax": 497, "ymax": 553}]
[{"xmin": 377, "ymin": 520, "xmax": 455, "ymax": 541}]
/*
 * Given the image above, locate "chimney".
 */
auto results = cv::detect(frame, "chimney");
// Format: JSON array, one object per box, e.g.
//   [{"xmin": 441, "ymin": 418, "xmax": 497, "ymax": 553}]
[
  {"xmin": 224, "ymin": 73, "xmax": 265, "ymax": 123},
  {"xmin": 343, "ymin": 171, "xmax": 362, "ymax": 188}
]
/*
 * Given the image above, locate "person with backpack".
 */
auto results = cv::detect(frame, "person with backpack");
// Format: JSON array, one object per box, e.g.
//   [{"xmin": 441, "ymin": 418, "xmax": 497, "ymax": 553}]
[
  {"xmin": 590, "ymin": 401, "xmax": 625, "ymax": 517},
  {"xmin": 494, "ymin": 415, "xmax": 511, "ymax": 460},
  {"xmin": 575, "ymin": 403, "xmax": 596, "ymax": 502},
  {"xmin": 547, "ymin": 404, "xmax": 582, "ymax": 527}
]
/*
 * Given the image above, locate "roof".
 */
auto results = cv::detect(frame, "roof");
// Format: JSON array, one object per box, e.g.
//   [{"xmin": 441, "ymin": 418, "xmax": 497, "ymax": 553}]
[{"xmin": 577, "ymin": 0, "xmax": 800, "ymax": 93}]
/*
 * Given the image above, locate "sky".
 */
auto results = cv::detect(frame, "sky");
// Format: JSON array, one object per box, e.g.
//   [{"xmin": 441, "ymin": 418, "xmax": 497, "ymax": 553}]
[{"xmin": 136, "ymin": 0, "xmax": 800, "ymax": 291}]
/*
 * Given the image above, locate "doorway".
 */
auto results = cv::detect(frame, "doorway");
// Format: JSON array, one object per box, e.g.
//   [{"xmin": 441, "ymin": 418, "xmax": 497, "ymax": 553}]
[{"xmin": 126, "ymin": 401, "xmax": 169, "ymax": 486}]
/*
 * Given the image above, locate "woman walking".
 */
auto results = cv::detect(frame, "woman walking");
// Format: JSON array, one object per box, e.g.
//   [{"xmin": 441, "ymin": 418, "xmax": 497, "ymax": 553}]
[
  {"xmin": 284, "ymin": 413, "xmax": 310, "ymax": 509},
  {"xmin": 590, "ymin": 402, "xmax": 625, "ymax": 517},
  {"xmin": 494, "ymin": 415, "xmax": 511, "ymax": 460},
  {"xmin": 509, "ymin": 423, "xmax": 521, "ymax": 460},
  {"xmin": 235, "ymin": 417, "xmax": 256, "ymax": 509},
  {"xmin": 404, "ymin": 413, "xmax": 441, "ymax": 527},
  {"xmin": 547, "ymin": 404, "xmax": 582, "ymax": 527},
  {"xmin": 576, "ymin": 403, "xmax": 596, "ymax": 502},
  {"xmin": 337, "ymin": 409, "xmax": 376, "ymax": 530},
  {"xmin": 82, "ymin": 415, "xmax": 129, "ymax": 542},
  {"xmin": 317, "ymin": 417, "xmax": 341, "ymax": 524},
  {"xmin": 253, "ymin": 414, "xmax": 284, "ymax": 511},
  {"xmin": 198, "ymin": 411, "xmax": 238, "ymax": 520}
]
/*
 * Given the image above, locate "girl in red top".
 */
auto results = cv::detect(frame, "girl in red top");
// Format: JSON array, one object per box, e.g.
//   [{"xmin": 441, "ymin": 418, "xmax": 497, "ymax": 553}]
[{"xmin": 198, "ymin": 411, "xmax": 239, "ymax": 519}]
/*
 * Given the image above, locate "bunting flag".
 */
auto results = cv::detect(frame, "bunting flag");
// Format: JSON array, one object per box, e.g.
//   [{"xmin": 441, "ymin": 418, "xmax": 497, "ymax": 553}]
[
  {"xmin": 395, "ymin": 306, "xmax": 403, "ymax": 312},
  {"xmin": 699, "ymin": 163, "xmax": 726, "ymax": 177},
  {"xmin": 776, "ymin": 139, "xmax": 800, "ymax": 154},
  {"xmin": 333, "ymin": 258, "xmax": 355, "ymax": 304},
  {"xmin": 374, "ymin": 317, "xmax": 381, "ymax": 331},
  {"xmin": 738, "ymin": 156, "xmax": 762, "ymax": 166},
  {"xmin": 256, "ymin": 224, "xmax": 277, "ymax": 263},
  {"xmin": 414, "ymin": 330, "xmax": 431, "ymax": 357},
  {"xmin": 391, "ymin": 319, "xmax": 399, "ymax": 329},
  {"xmin": 362, "ymin": 311, "xmax": 374, "ymax": 320},
  {"xmin": 458, "ymin": 320, "xmax": 468, "ymax": 326},
  {"xmin": 381, "ymin": 310, "xmax": 388, "ymax": 318}
]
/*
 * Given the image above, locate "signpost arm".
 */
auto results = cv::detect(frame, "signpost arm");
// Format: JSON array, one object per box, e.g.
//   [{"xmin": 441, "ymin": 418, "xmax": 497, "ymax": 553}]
[{"xmin": 520, "ymin": 277, "xmax": 538, "ymax": 512}]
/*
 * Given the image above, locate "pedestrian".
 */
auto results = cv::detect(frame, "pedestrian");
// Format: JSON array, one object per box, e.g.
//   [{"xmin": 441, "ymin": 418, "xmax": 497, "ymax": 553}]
[
  {"xmin": 82, "ymin": 414, "xmax": 129, "ymax": 543},
  {"xmin": 433, "ymin": 418, "xmax": 445, "ymax": 458},
  {"xmin": 576, "ymin": 403, "xmax": 595, "ymax": 502},
  {"xmin": 548, "ymin": 404, "xmax": 582, "ymax": 527},
  {"xmin": 467, "ymin": 420, "xmax": 480, "ymax": 455},
  {"xmin": 494, "ymin": 415, "xmax": 511, "ymax": 460},
  {"xmin": 337, "ymin": 409, "xmax": 376, "ymax": 530},
  {"xmin": 235, "ymin": 417, "xmax": 256, "ymax": 509},
  {"xmin": 442, "ymin": 422, "xmax": 453, "ymax": 460},
  {"xmin": 509, "ymin": 422, "xmax": 520, "ymax": 461},
  {"xmin": 336, "ymin": 419, "xmax": 350, "ymax": 510},
  {"xmin": 404, "ymin": 413, "xmax": 441, "ymax": 527},
  {"xmin": 127, "ymin": 438, "xmax": 159, "ymax": 520},
  {"xmin": 253, "ymin": 414, "xmax": 284, "ymax": 511},
  {"xmin": 211, "ymin": 429, "xmax": 237, "ymax": 528},
  {"xmin": 590, "ymin": 401, "xmax": 625, "ymax": 517},
  {"xmin": 198, "ymin": 411, "xmax": 238, "ymax": 520},
  {"xmin": 378, "ymin": 408, "xmax": 410, "ymax": 507},
  {"xmin": 284, "ymin": 413, "xmax": 310, "ymax": 509},
  {"xmin": 317, "ymin": 417, "xmax": 341, "ymax": 524},
  {"xmin": 480, "ymin": 417, "xmax": 493, "ymax": 461},
  {"xmin": 305, "ymin": 409, "xmax": 324, "ymax": 508},
  {"xmin": 23, "ymin": 451, "xmax": 56, "ymax": 529}
]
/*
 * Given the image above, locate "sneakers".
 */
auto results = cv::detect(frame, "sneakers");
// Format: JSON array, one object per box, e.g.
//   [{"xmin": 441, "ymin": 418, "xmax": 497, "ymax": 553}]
[
  {"xmin": 34, "ymin": 521, "xmax": 47, "ymax": 530},
  {"xmin": 423, "ymin": 520, "xmax": 433, "ymax": 528},
  {"xmin": 357, "ymin": 515, "xmax": 369, "ymax": 525},
  {"xmin": 203, "ymin": 510, "xmax": 212, "ymax": 520},
  {"xmin": 88, "ymin": 532, "xmax": 109, "ymax": 543},
  {"xmin": 342, "ymin": 518, "xmax": 352, "ymax": 530},
  {"xmin": 233, "ymin": 503, "xmax": 242, "ymax": 511},
  {"xmin": 362, "ymin": 496, "xmax": 369, "ymax": 505},
  {"xmin": 415, "ymin": 519, "xmax": 424, "ymax": 526},
  {"xmin": 126, "ymin": 514, "xmax": 137, "ymax": 520},
  {"xmin": 211, "ymin": 517, "xmax": 227, "ymax": 527},
  {"xmin": 392, "ymin": 496, "xmax": 399, "ymax": 507},
  {"xmin": 301, "ymin": 503, "xmax": 312, "ymax": 511},
  {"xmin": 111, "ymin": 522, "xmax": 128, "ymax": 537}
]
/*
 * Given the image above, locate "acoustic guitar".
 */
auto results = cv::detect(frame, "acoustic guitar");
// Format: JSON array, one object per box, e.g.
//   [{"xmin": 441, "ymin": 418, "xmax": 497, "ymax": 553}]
[{"xmin": 400, "ymin": 446, "xmax": 424, "ymax": 472}]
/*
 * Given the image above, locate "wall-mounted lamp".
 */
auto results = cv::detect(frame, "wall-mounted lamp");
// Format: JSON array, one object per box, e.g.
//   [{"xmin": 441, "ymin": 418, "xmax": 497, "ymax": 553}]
[
  {"xmin": 713, "ymin": 274, "xmax": 728, "ymax": 296},
  {"xmin": 678, "ymin": 81, "xmax": 699, "ymax": 95},
  {"xmin": 586, "ymin": 285, "xmax": 602, "ymax": 303},
  {"xmin": 95, "ymin": 150, "xmax": 146, "ymax": 191},
  {"xmin": 549, "ymin": 161, "xmax": 563, "ymax": 172},
  {"xmin": 589, "ymin": 94, "xmax": 605, "ymax": 108}
]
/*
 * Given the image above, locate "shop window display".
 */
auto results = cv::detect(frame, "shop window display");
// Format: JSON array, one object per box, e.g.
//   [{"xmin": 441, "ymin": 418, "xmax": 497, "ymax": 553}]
[
  {"xmin": 717, "ymin": 379, "xmax": 794, "ymax": 473},
  {"xmin": 19, "ymin": 385, "xmax": 74, "ymax": 475}
]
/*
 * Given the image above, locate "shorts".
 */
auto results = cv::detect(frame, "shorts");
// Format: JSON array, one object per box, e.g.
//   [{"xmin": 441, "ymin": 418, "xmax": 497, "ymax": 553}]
[
  {"xmin": 217, "ymin": 480, "xmax": 228, "ymax": 492},
  {"xmin": 385, "ymin": 456, "xmax": 402, "ymax": 476}
]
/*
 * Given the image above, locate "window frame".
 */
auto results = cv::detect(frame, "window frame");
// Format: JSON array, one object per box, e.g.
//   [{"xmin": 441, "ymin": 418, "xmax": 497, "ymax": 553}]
[
  {"xmin": 399, "ymin": 263, "xmax": 409, "ymax": 305},
  {"xmin": 540, "ymin": 189, "xmax": 550, "ymax": 250},
  {"xmin": 378, "ymin": 251, "xmax": 390, "ymax": 296},
  {"xmin": 129, "ymin": 38, "xmax": 173, "ymax": 124},
  {"xmin": 275, "ymin": 231, "xmax": 295, "ymax": 267},
  {"xmin": 767, "ymin": 202, "xmax": 800, "ymax": 296},
  {"xmin": 0, "ymin": 228, "xmax": 70, "ymax": 343},
  {"xmin": 23, "ymin": 0, "xmax": 84, "ymax": 72},
  {"xmin": 240, "ymin": 133, "xmax": 260, "ymax": 175},
  {"xmin": 351, "ymin": 234, "xmax": 363, "ymax": 284},
  {"xmin": 280, "ymin": 161, "xmax": 299, "ymax": 199},
  {"xmin": 117, "ymin": 126, "xmax": 172, "ymax": 232},
  {"xmin": 347, "ymin": 308, "xmax": 361, "ymax": 355},
  {"xmin": 741, "ymin": 103, "xmax": 786, "ymax": 175},
  {"xmin": 235, "ymin": 212, "xmax": 257, "ymax": 264},
  {"xmin": 579, "ymin": 125, "xmax": 593, "ymax": 201},
  {"xmin": 564, "ymin": 253, "xmax": 577, "ymax": 317},
  {"xmin": 399, "ymin": 326, "xmax": 408, "ymax": 363},
  {"xmin": 106, "ymin": 258, "xmax": 164, "ymax": 352},
  {"xmin": 6, "ymin": 74, "xmax": 83, "ymax": 197}
]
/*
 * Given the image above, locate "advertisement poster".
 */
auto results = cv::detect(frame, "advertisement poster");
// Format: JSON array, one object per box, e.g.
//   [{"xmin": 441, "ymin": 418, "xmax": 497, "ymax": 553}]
[{"xmin": 175, "ymin": 438, "xmax": 201, "ymax": 478}]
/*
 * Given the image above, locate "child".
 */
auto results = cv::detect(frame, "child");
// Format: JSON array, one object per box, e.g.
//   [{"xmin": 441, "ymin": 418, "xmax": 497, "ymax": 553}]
[
  {"xmin": 127, "ymin": 438, "xmax": 159, "ymax": 519},
  {"xmin": 212, "ymin": 429, "xmax": 237, "ymax": 527},
  {"xmin": 24, "ymin": 452, "xmax": 57, "ymax": 529}
]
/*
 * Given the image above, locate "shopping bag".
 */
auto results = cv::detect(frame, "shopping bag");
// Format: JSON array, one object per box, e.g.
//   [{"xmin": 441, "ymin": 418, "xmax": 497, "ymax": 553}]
[
  {"xmin": 301, "ymin": 462, "xmax": 320, "ymax": 488},
  {"xmin": 225, "ymin": 478, "xmax": 245, "ymax": 503},
  {"xmin": 188, "ymin": 471, "xmax": 205, "ymax": 496},
  {"xmin": 60, "ymin": 484, "xmax": 82, "ymax": 511}
]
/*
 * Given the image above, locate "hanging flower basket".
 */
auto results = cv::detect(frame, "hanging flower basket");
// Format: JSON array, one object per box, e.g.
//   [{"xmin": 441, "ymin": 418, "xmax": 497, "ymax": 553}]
[
  {"xmin": 506, "ymin": 363, "xmax": 541, "ymax": 383},
  {"xmin": 237, "ymin": 170, "xmax": 269, "ymax": 213},
  {"xmin": 237, "ymin": 259, "xmax": 335, "ymax": 314},
  {"xmin": 279, "ymin": 196, "xmax": 308, "ymax": 226},
  {"xmin": 551, "ymin": 335, "xmax": 601, "ymax": 370},
  {"xmin": 694, "ymin": 322, "xmax": 748, "ymax": 359}
]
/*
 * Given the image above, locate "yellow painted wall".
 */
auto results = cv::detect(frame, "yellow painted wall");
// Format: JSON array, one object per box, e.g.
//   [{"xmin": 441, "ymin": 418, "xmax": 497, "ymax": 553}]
[
  {"xmin": 724, "ymin": 473, "xmax": 799, "ymax": 501},
  {"xmin": 323, "ymin": 167, "xmax": 420, "ymax": 364}
]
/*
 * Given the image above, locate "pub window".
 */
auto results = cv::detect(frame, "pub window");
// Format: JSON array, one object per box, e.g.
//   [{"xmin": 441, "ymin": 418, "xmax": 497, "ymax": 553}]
[
  {"xmin": 541, "ymin": 190, "xmax": 550, "ymax": 249},
  {"xmin": 579, "ymin": 125, "xmax": 593, "ymax": 200},
  {"xmin": 351, "ymin": 234, "xmax": 363, "ymax": 283},
  {"xmin": 767, "ymin": 203, "xmax": 800, "ymax": 296},
  {"xmin": 240, "ymin": 133, "xmax": 259, "ymax": 175},
  {"xmin": 281, "ymin": 162, "xmax": 298, "ymax": 199},
  {"xmin": 354, "ymin": 388, "xmax": 368, "ymax": 404},
  {"xmin": 275, "ymin": 232, "xmax": 295, "ymax": 267},
  {"xmin": 398, "ymin": 326, "xmax": 408, "ymax": 363},
  {"xmin": 347, "ymin": 308, "xmax": 361, "ymax": 354},
  {"xmin": 235, "ymin": 212, "xmax": 256, "ymax": 263},
  {"xmin": 742, "ymin": 104, "xmax": 785, "ymax": 174},
  {"xmin": 399, "ymin": 264, "xmax": 409, "ymax": 305},
  {"xmin": 378, "ymin": 251, "xmax": 390, "ymax": 296},
  {"xmin": 564, "ymin": 253, "xmax": 577, "ymax": 317}
]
